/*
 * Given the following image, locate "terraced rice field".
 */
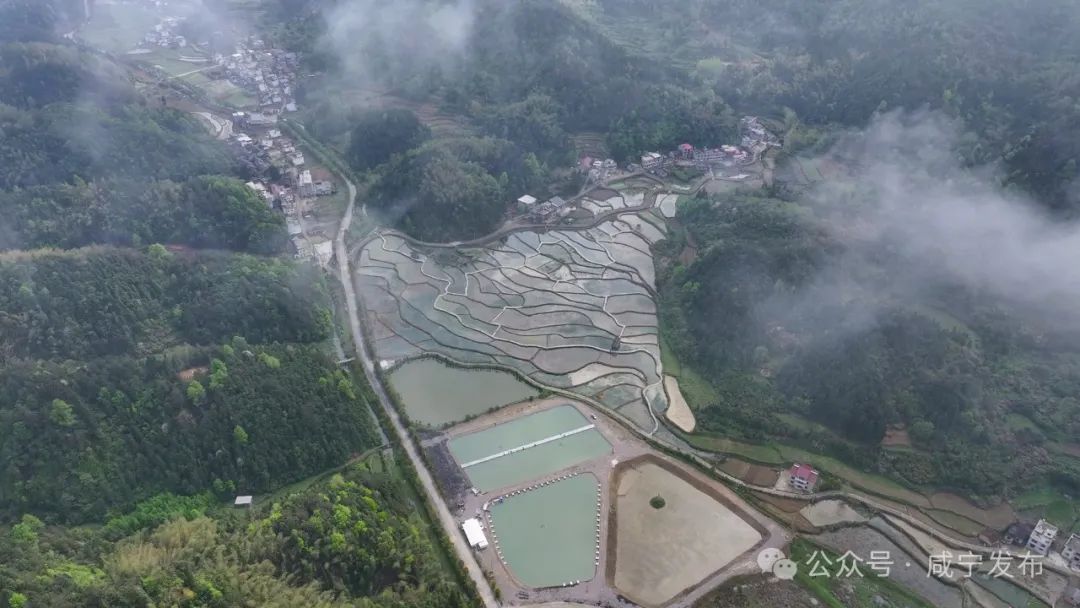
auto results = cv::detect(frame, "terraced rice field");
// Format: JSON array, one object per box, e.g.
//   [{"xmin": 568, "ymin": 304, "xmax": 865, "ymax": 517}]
[
  {"xmin": 447, "ymin": 405, "xmax": 611, "ymax": 491},
  {"xmin": 355, "ymin": 208, "xmax": 670, "ymax": 432}
]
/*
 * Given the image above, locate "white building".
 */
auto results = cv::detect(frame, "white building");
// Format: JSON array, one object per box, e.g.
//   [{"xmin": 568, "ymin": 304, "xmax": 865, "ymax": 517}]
[
  {"xmin": 1062, "ymin": 533, "xmax": 1080, "ymax": 570},
  {"xmin": 1026, "ymin": 519, "xmax": 1058, "ymax": 556},
  {"xmin": 462, "ymin": 518, "xmax": 488, "ymax": 550},
  {"xmin": 234, "ymin": 495, "xmax": 253, "ymax": 507},
  {"xmin": 641, "ymin": 152, "xmax": 663, "ymax": 170},
  {"xmin": 788, "ymin": 463, "xmax": 819, "ymax": 493},
  {"xmin": 298, "ymin": 170, "xmax": 315, "ymax": 197},
  {"xmin": 517, "ymin": 194, "xmax": 538, "ymax": 207}
]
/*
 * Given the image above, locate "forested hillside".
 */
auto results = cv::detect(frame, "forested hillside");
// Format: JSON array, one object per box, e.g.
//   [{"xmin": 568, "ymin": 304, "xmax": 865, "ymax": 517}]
[
  {"xmin": 659, "ymin": 186, "xmax": 1080, "ymax": 499},
  {"xmin": 1, "ymin": 461, "xmax": 473, "ymax": 607},
  {"xmin": 0, "ymin": 176, "xmax": 286, "ymax": 252},
  {"xmin": 580, "ymin": 0, "xmax": 1080, "ymax": 211},
  {"xmin": 0, "ymin": 0, "xmax": 379, "ymax": 526},
  {"xmin": 0, "ymin": 11, "xmax": 273, "ymax": 253},
  {"xmin": 368, "ymin": 135, "xmax": 547, "ymax": 241},
  {"xmin": 0, "ymin": 3, "xmax": 478, "ymax": 603},
  {"xmin": 292, "ymin": 0, "xmax": 739, "ymax": 241},
  {"xmin": 1, "ymin": 340, "xmax": 376, "ymax": 521},
  {"xmin": 0, "ymin": 248, "xmax": 327, "ymax": 361}
]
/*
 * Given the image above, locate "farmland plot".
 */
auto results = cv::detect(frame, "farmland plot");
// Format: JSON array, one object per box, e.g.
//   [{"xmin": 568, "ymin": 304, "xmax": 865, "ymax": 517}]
[{"xmin": 355, "ymin": 215, "xmax": 669, "ymax": 432}]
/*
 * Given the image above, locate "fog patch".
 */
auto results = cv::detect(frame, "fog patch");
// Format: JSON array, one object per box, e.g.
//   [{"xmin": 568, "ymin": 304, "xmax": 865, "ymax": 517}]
[
  {"xmin": 776, "ymin": 109, "xmax": 1080, "ymax": 335},
  {"xmin": 321, "ymin": 0, "xmax": 477, "ymax": 87}
]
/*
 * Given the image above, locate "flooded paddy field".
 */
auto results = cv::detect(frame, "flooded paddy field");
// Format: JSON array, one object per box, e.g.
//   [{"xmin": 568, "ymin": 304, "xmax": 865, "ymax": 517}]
[{"xmin": 387, "ymin": 358, "xmax": 538, "ymax": 427}]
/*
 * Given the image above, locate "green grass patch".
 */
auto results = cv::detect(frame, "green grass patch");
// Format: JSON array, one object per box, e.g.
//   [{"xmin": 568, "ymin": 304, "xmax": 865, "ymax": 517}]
[
  {"xmin": 924, "ymin": 509, "xmax": 986, "ymax": 537},
  {"xmin": 1005, "ymin": 413, "xmax": 1038, "ymax": 432},
  {"xmin": 658, "ymin": 336, "xmax": 717, "ymax": 408},
  {"xmin": 1043, "ymin": 499, "xmax": 1076, "ymax": 528},
  {"xmin": 682, "ymin": 434, "xmax": 785, "ymax": 465},
  {"xmin": 257, "ymin": 448, "xmax": 381, "ymax": 506},
  {"xmin": 674, "ymin": 366, "xmax": 717, "ymax": 409},
  {"xmin": 1012, "ymin": 486, "xmax": 1060, "ymax": 510},
  {"xmin": 1011, "ymin": 485, "xmax": 1078, "ymax": 529},
  {"xmin": 1047, "ymin": 442, "xmax": 1080, "ymax": 459},
  {"xmin": 659, "ymin": 334, "xmax": 682, "ymax": 376},
  {"xmin": 775, "ymin": 413, "xmax": 831, "ymax": 435}
]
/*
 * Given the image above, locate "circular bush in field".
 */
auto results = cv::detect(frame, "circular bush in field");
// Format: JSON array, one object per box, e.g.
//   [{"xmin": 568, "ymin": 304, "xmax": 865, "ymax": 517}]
[{"xmin": 650, "ymin": 495, "xmax": 666, "ymax": 509}]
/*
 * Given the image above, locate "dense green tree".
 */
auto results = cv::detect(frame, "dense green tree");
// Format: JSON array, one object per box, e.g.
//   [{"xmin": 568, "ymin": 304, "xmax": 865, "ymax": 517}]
[
  {"xmin": 346, "ymin": 108, "xmax": 431, "ymax": 172},
  {"xmin": 0, "ymin": 345, "xmax": 379, "ymax": 521},
  {"xmin": 0, "ymin": 248, "xmax": 330, "ymax": 361},
  {"xmin": 370, "ymin": 138, "xmax": 533, "ymax": 241}
]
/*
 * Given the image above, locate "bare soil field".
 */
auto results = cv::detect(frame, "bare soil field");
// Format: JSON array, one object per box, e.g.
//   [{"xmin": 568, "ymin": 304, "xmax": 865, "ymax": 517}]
[
  {"xmin": 663, "ymin": 375, "xmax": 696, "ymax": 432},
  {"xmin": 717, "ymin": 458, "xmax": 779, "ymax": 487},
  {"xmin": 799, "ymin": 499, "xmax": 866, "ymax": 527},
  {"xmin": 177, "ymin": 366, "xmax": 208, "ymax": 381},
  {"xmin": 610, "ymin": 458, "xmax": 764, "ymax": 607},
  {"xmin": 881, "ymin": 425, "xmax": 912, "ymax": 447}
]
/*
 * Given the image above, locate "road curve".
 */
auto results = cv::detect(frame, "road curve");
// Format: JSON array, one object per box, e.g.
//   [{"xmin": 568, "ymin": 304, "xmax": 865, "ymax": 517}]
[{"xmin": 334, "ymin": 178, "xmax": 500, "ymax": 608}]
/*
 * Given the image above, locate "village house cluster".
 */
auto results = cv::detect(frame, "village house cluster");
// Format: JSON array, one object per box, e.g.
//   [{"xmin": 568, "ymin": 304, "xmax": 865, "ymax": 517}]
[
  {"xmin": 577, "ymin": 116, "xmax": 778, "ymax": 185},
  {"xmin": 220, "ymin": 36, "xmax": 300, "ymax": 114},
  {"xmin": 515, "ymin": 194, "xmax": 569, "ymax": 223},
  {"xmin": 139, "ymin": 15, "xmax": 189, "ymax": 49},
  {"xmin": 230, "ymin": 120, "xmax": 337, "ymax": 266}
]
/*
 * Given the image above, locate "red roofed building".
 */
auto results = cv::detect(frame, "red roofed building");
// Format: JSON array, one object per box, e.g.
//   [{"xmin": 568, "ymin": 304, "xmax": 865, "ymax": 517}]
[
  {"xmin": 678, "ymin": 143, "xmax": 694, "ymax": 159},
  {"xmin": 788, "ymin": 463, "xmax": 819, "ymax": 492},
  {"xmin": 580, "ymin": 156, "xmax": 594, "ymax": 171}
]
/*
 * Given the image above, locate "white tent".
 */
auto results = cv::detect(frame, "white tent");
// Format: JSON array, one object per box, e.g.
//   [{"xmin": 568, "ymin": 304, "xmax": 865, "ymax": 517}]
[{"xmin": 462, "ymin": 518, "xmax": 488, "ymax": 549}]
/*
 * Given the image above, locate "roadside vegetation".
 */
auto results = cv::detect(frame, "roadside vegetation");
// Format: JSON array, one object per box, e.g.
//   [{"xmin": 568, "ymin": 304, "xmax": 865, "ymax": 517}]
[{"xmin": 0, "ymin": 456, "xmax": 474, "ymax": 607}]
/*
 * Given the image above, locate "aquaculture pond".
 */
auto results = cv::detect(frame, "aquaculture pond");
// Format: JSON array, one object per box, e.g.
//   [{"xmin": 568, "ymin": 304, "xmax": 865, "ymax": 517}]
[
  {"xmin": 489, "ymin": 474, "xmax": 600, "ymax": 588},
  {"xmin": 388, "ymin": 358, "xmax": 538, "ymax": 427},
  {"xmin": 448, "ymin": 404, "xmax": 612, "ymax": 491}
]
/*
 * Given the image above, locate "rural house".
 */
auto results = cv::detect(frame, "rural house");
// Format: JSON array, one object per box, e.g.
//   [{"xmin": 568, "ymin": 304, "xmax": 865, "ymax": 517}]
[
  {"xmin": 1026, "ymin": 519, "xmax": 1058, "ymax": 556},
  {"xmin": 788, "ymin": 463, "xmax": 819, "ymax": 493}
]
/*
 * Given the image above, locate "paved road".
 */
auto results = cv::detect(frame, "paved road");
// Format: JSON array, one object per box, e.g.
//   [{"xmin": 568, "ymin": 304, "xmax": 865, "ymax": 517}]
[{"xmin": 334, "ymin": 179, "xmax": 500, "ymax": 608}]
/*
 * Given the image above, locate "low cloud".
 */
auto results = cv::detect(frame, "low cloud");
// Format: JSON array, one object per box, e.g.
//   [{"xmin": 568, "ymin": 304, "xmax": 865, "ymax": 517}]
[
  {"xmin": 320, "ymin": 0, "xmax": 477, "ymax": 87},
  {"xmin": 784, "ymin": 109, "xmax": 1080, "ymax": 333}
]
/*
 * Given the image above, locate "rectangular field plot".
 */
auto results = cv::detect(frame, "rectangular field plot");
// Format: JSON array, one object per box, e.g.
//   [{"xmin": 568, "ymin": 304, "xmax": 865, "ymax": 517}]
[
  {"xmin": 387, "ymin": 358, "xmax": 538, "ymax": 428},
  {"xmin": 489, "ymin": 474, "xmax": 600, "ymax": 588},
  {"xmin": 448, "ymin": 405, "xmax": 611, "ymax": 491}
]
